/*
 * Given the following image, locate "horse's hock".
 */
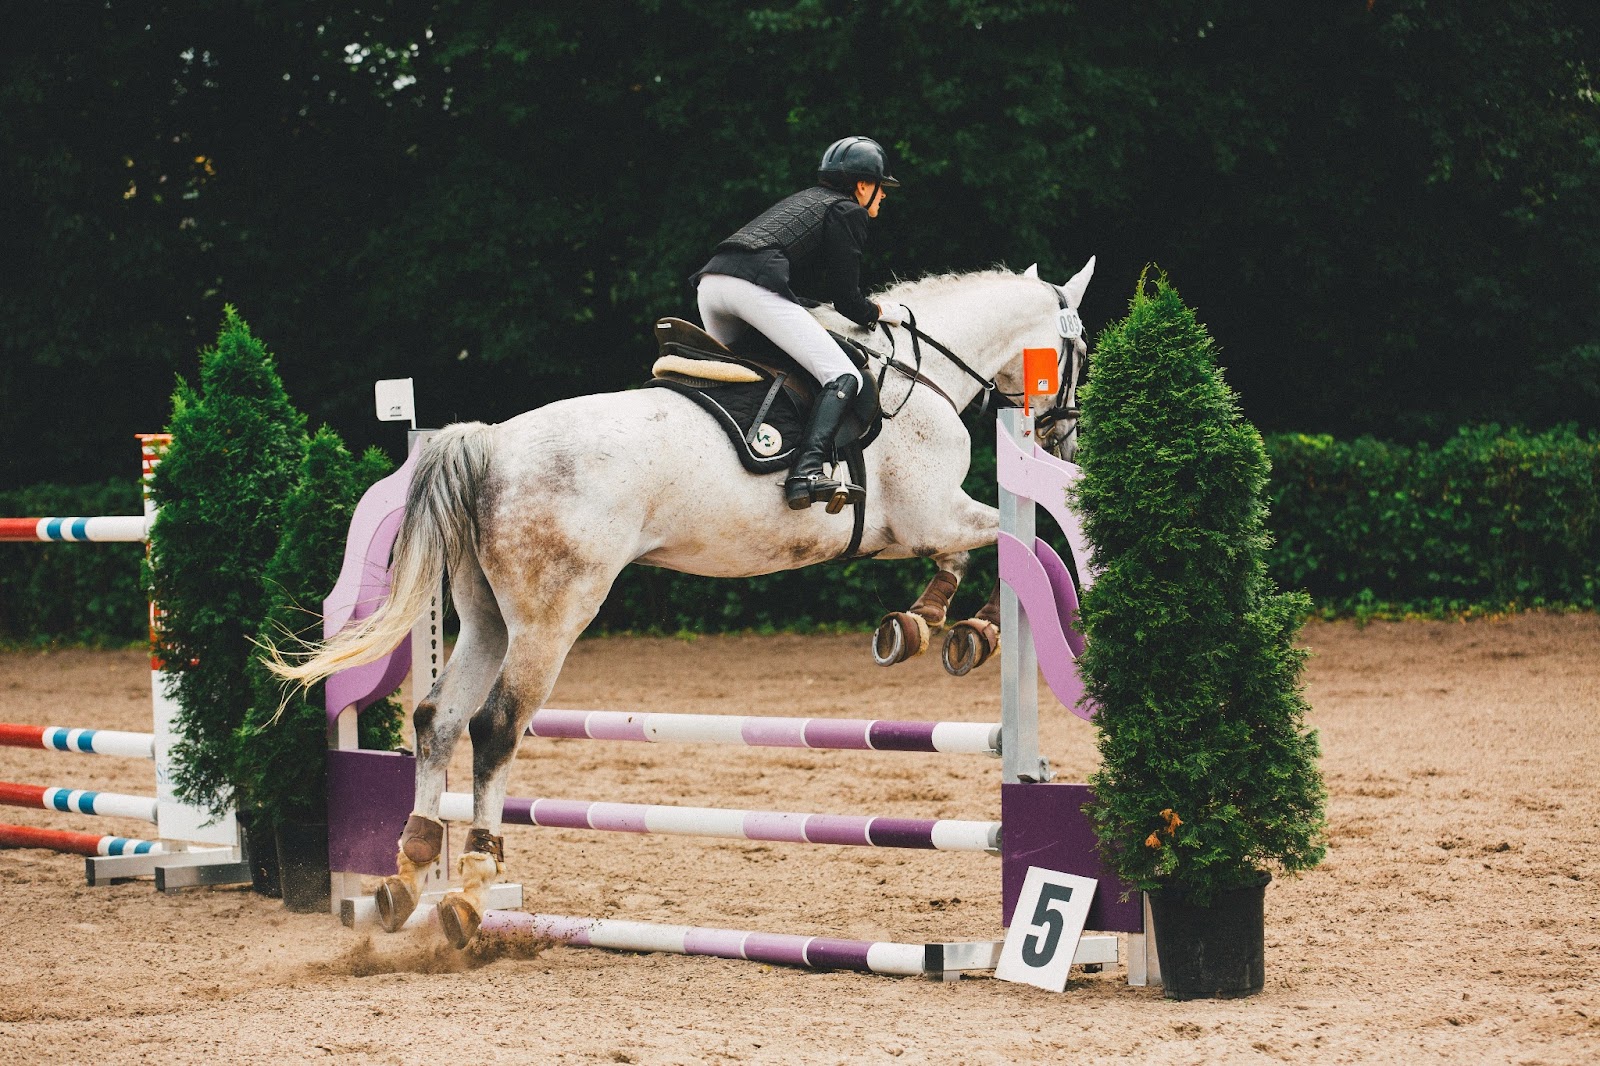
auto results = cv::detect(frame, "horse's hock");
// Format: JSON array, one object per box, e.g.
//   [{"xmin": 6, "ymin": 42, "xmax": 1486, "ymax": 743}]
[{"xmin": 321, "ymin": 410, "xmax": 1157, "ymax": 983}]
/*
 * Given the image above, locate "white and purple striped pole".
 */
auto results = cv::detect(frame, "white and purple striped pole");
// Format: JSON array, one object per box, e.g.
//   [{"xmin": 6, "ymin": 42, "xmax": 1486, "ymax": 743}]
[
  {"xmin": 486, "ymin": 912, "xmax": 932, "ymax": 975},
  {"xmin": 527, "ymin": 709, "xmax": 999, "ymax": 755},
  {"xmin": 438, "ymin": 792, "xmax": 1000, "ymax": 852}
]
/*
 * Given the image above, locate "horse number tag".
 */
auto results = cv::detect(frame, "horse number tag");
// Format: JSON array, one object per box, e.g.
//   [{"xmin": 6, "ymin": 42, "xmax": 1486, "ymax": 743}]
[
  {"xmin": 1021, "ymin": 348, "xmax": 1060, "ymax": 416},
  {"xmin": 995, "ymin": 867, "xmax": 1097, "ymax": 992},
  {"xmin": 750, "ymin": 423, "xmax": 783, "ymax": 458}
]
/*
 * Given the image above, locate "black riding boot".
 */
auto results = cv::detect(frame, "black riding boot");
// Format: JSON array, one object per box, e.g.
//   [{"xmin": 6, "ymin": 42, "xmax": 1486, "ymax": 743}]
[{"xmin": 785, "ymin": 374, "xmax": 860, "ymax": 510}]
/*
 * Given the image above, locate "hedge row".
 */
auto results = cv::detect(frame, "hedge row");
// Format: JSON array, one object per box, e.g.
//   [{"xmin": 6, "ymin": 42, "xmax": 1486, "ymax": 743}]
[
  {"xmin": 4, "ymin": 426, "xmax": 1595, "ymax": 644},
  {"xmin": 0, "ymin": 480, "xmax": 147, "ymax": 645},
  {"xmin": 1264, "ymin": 426, "xmax": 1600, "ymax": 615}
]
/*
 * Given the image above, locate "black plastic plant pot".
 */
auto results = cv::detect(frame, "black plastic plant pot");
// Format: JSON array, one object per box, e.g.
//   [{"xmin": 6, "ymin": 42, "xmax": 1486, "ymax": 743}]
[
  {"xmin": 1149, "ymin": 872, "xmax": 1271, "ymax": 1000},
  {"xmin": 238, "ymin": 810, "xmax": 281, "ymax": 899},
  {"xmin": 274, "ymin": 820, "xmax": 331, "ymax": 913}
]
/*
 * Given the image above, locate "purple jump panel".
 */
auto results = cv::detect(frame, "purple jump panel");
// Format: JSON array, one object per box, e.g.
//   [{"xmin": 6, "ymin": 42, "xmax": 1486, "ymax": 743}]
[
  {"xmin": 998, "ymin": 531, "xmax": 1094, "ymax": 720},
  {"xmin": 327, "ymin": 749, "xmax": 414, "ymax": 876},
  {"xmin": 1032, "ymin": 536, "xmax": 1087, "ymax": 660},
  {"xmin": 324, "ymin": 447, "xmax": 422, "ymax": 724},
  {"xmin": 1000, "ymin": 781, "xmax": 1142, "ymax": 933}
]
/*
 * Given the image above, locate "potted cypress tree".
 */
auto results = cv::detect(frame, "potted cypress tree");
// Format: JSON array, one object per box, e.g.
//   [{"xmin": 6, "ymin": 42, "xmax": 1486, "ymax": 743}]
[
  {"xmin": 147, "ymin": 307, "xmax": 306, "ymax": 891},
  {"xmin": 1075, "ymin": 273, "xmax": 1327, "ymax": 999},
  {"xmin": 240, "ymin": 427, "xmax": 405, "ymax": 911}
]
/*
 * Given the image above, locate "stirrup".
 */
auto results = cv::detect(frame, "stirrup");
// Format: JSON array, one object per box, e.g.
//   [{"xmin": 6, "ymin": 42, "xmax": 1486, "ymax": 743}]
[{"xmin": 825, "ymin": 480, "xmax": 866, "ymax": 515}]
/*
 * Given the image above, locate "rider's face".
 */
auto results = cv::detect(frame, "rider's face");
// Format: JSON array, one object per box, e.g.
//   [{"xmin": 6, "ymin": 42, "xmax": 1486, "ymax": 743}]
[{"xmin": 855, "ymin": 181, "xmax": 886, "ymax": 217}]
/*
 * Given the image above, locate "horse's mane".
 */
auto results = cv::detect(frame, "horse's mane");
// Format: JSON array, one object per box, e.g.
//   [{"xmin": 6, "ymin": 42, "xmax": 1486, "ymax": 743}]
[{"xmin": 873, "ymin": 267, "xmax": 1021, "ymax": 304}]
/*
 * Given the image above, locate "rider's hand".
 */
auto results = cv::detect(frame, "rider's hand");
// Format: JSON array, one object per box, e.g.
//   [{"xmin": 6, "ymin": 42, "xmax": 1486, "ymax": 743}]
[{"xmin": 877, "ymin": 303, "xmax": 907, "ymax": 326}]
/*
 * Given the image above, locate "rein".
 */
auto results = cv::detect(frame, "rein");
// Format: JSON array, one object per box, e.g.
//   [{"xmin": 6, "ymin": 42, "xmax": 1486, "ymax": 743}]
[
  {"xmin": 870, "ymin": 281, "xmax": 1085, "ymax": 428},
  {"xmin": 880, "ymin": 308, "xmax": 1017, "ymax": 420}
]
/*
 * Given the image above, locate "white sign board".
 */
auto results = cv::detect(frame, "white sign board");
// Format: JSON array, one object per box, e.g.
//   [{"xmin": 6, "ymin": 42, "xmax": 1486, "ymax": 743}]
[
  {"xmin": 374, "ymin": 378, "xmax": 416, "ymax": 426},
  {"xmin": 995, "ymin": 867, "xmax": 1098, "ymax": 992}
]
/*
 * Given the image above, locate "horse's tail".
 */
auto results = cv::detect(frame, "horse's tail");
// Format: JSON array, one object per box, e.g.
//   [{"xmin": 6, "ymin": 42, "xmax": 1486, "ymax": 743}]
[{"xmin": 266, "ymin": 421, "xmax": 495, "ymax": 690}]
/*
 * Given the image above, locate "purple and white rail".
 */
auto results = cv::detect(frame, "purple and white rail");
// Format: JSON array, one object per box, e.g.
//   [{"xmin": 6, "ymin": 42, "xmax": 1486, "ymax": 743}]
[
  {"xmin": 527, "ymin": 709, "xmax": 999, "ymax": 755},
  {"xmin": 341, "ymin": 901, "xmax": 1118, "ymax": 976},
  {"xmin": 438, "ymin": 792, "xmax": 1000, "ymax": 852}
]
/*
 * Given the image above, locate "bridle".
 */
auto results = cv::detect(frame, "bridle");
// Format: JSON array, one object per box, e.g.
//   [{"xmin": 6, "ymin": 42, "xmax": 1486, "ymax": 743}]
[
  {"xmin": 869, "ymin": 281, "xmax": 1088, "ymax": 457},
  {"xmin": 1032, "ymin": 282, "xmax": 1088, "ymax": 459}
]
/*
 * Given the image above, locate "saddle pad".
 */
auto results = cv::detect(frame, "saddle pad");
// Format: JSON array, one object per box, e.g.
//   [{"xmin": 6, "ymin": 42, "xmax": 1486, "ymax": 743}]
[
  {"xmin": 652, "ymin": 354, "xmax": 763, "ymax": 384},
  {"xmin": 646, "ymin": 377, "xmax": 806, "ymax": 474}
]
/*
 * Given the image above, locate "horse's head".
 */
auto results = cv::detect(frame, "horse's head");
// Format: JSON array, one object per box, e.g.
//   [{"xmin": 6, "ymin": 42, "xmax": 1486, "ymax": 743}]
[{"xmin": 994, "ymin": 257, "xmax": 1094, "ymax": 461}]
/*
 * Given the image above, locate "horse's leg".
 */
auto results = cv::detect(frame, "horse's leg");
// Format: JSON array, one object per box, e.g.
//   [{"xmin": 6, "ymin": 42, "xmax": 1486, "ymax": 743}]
[
  {"xmin": 871, "ymin": 549, "xmax": 974, "ymax": 666},
  {"xmin": 432, "ymin": 633, "xmax": 586, "ymax": 948},
  {"xmin": 376, "ymin": 557, "xmax": 507, "ymax": 932},
  {"xmin": 942, "ymin": 583, "xmax": 1002, "ymax": 676},
  {"xmin": 434, "ymin": 564, "xmax": 620, "ymax": 949}
]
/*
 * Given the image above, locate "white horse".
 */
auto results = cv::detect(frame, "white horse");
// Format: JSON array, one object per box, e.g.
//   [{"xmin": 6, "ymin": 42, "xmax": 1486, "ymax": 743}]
[{"xmin": 271, "ymin": 259, "xmax": 1095, "ymax": 946}]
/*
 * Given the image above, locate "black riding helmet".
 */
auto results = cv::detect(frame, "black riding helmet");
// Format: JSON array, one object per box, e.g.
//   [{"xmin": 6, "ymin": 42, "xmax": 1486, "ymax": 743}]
[{"xmin": 817, "ymin": 136, "xmax": 901, "ymax": 191}]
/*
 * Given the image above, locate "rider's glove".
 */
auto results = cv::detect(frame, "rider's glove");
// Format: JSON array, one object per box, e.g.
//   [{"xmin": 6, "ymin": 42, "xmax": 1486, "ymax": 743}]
[{"xmin": 877, "ymin": 303, "xmax": 908, "ymax": 327}]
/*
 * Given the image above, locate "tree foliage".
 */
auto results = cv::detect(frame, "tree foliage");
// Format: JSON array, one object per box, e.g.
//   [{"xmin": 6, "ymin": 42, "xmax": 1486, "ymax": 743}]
[
  {"xmin": 239, "ymin": 427, "xmax": 403, "ymax": 830},
  {"xmin": 1077, "ymin": 273, "xmax": 1326, "ymax": 903},
  {"xmin": 147, "ymin": 308, "xmax": 306, "ymax": 816},
  {"xmin": 3, "ymin": 1, "xmax": 1597, "ymax": 492}
]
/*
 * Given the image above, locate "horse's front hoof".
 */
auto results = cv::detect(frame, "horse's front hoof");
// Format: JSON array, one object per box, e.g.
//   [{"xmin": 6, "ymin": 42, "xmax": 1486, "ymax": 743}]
[
  {"xmin": 437, "ymin": 893, "xmax": 483, "ymax": 949},
  {"xmin": 942, "ymin": 619, "xmax": 1000, "ymax": 676},
  {"xmin": 872, "ymin": 611, "xmax": 930, "ymax": 666},
  {"xmin": 374, "ymin": 876, "xmax": 417, "ymax": 933}
]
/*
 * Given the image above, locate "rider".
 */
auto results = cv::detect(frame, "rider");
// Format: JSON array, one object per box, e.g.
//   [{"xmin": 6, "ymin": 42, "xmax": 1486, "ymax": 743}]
[{"xmin": 692, "ymin": 136, "xmax": 901, "ymax": 510}]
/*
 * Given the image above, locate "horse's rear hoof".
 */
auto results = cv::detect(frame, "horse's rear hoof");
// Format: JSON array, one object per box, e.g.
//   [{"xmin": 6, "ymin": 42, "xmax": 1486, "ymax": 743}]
[
  {"xmin": 872, "ymin": 611, "xmax": 930, "ymax": 666},
  {"xmin": 374, "ymin": 876, "xmax": 417, "ymax": 933},
  {"xmin": 942, "ymin": 619, "xmax": 1000, "ymax": 676},
  {"xmin": 437, "ymin": 894, "xmax": 483, "ymax": 950}
]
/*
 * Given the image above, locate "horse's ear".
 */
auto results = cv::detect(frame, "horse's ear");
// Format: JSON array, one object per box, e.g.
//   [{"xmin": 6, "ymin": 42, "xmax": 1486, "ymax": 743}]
[
  {"xmin": 1061, "ymin": 256, "xmax": 1096, "ymax": 309},
  {"xmin": 1022, "ymin": 263, "xmax": 1039, "ymax": 279}
]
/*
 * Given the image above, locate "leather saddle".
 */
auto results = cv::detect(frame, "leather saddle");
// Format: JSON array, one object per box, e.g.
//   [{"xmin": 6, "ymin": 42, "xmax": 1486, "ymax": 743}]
[{"xmin": 645, "ymin": 317, "xmax": 882, "ymax": 477}]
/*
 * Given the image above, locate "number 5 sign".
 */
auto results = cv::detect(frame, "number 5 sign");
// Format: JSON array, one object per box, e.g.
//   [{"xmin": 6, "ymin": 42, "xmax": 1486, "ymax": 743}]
[{"xmin": 995, "ymin": 867, "xmax": 1098, "ymax": 991}]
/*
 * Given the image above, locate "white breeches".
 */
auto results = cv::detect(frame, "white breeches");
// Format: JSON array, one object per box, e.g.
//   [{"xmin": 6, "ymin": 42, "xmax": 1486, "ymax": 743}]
[{"xmin": 696, "ymin": 274, "xmax": 863, "ymax": 388}]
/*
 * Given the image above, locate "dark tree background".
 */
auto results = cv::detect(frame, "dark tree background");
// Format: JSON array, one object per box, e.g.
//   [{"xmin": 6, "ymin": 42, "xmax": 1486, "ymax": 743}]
[{"xmin": 5, "ymin": 0, "xmax": 1598, "ymax": 490}]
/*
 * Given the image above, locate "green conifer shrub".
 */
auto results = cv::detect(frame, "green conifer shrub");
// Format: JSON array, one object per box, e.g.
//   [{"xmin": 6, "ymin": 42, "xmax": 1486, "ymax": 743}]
[
  {"xmin": 1075, "ymin": 273, "xmax": 1327, "ymax": 905},
  {"xmin": 147, "ymin": 307, "xmax": 307, "ymax": 817},
  {"xmin": 238, "ymin": 427, "xmax": 403, "ymax": 830}
]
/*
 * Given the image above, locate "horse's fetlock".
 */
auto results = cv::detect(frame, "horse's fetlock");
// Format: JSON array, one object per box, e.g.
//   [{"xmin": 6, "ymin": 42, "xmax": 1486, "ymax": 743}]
[
  {"xmin": 463, "ymin": 827, "xmax": 505, "ymax": 865},
  {"xmin": 457, "ymin": 848, "xmax": 503, "ymax": 885}
]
